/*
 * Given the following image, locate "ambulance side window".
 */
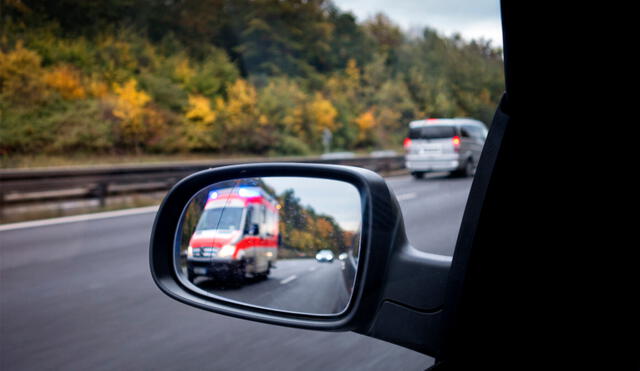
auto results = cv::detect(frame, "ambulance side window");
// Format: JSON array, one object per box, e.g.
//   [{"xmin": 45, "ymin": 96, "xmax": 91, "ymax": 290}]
[
  {"xmin": 244, "ymin": 207, "xmax": 254, "ymax": 234},
  {"xmin": 265, "ymin": 209, "xmax": 274, "ymax": 237},
  {"xmin": 261, "ymin": 205, "xmax": 267, "ymax": 236}
]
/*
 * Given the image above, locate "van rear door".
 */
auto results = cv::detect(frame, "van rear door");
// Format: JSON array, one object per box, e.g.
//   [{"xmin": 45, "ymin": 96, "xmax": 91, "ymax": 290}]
[{"xmin": 408, "ymin": 125, "xmax": 458, "ymax": 155}]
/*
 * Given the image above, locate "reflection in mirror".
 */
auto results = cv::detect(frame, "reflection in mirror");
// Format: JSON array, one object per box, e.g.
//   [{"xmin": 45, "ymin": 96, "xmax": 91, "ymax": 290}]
[{"xmin": 175, "ymin": 177, "xmax": 362, "ymax": 315}]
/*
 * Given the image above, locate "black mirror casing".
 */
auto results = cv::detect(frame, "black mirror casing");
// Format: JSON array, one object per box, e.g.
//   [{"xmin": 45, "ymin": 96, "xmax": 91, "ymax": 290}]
[{"xmin": 149, "ymin": 163, "xmax": 452, "ymax": 356}]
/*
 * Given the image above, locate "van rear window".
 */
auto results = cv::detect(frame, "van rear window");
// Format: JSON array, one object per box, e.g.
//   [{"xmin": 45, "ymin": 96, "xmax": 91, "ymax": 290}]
[{"xmin": 408, "ymin": 126, "xmax": 457, "ymax": 139}]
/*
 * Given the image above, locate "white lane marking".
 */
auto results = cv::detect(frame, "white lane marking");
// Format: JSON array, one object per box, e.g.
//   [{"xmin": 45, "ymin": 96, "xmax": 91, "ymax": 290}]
[
  {"xmin": 0, "ymin": 206, "xmax": 159, "ymax": 232},
  {"xmin": 396, "ymin": 192, "xmax": 417, "ymax": 201},
  {"xmin": 308, "ymin": 267, "xmax": 317, "ymax": 272},
  {"xmin": 280, "ymin": 275, "xmax": 297, "ymax": 285}
]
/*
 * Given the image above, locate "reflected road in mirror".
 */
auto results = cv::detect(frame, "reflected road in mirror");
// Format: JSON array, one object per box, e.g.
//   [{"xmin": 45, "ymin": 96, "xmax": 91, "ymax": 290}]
[
  {"xmin": 195, "ymin": 258, "xmax": 346, "ymax": 314},
  {"xmin": 175, "ymin": 177, "xmax": 362, "ymax": 315}
]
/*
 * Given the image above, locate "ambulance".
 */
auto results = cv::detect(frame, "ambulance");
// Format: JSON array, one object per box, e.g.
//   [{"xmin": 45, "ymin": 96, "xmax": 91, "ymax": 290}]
[{"xmin": 186, "ymin": 186, "xmax": 280, "ymax": 283}]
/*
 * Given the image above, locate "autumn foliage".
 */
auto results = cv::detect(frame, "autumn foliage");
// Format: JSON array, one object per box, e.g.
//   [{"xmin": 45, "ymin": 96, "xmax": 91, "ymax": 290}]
[{"xmin": 0, "ymin": 0, "xmax": 504, "ymax": 161}]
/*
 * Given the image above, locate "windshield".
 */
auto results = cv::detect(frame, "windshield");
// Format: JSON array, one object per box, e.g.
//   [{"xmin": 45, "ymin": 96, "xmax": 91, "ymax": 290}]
[
  {"xmin": 196, "ymin": 207, "xmax": 244, "ymax": 231},
  {"xmin": 409, "ymin": 126, "xmax": 457, "ymax": 140},
  {"xmin": 1, "ymin": 0, "xmax": 503, "ymax": 369}
]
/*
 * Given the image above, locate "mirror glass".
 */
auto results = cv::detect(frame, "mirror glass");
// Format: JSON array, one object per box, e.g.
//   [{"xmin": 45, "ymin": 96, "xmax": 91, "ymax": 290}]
[{"xmin": 174, "ymin": 177, "xmax": 362, "ymax": 315}]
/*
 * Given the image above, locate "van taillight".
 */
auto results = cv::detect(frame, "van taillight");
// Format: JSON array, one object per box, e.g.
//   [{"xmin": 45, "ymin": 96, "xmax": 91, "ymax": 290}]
[
  {"xmin": 403, "ymin": 138, "xmax": 412, "ymax": 149},
  {"xmin": 452, "ymin": 136, "xmax": 461, "ymax": 152},
  {"xmin": 402, "ymin": 138, "xmax": 411, "ymax": 149}
]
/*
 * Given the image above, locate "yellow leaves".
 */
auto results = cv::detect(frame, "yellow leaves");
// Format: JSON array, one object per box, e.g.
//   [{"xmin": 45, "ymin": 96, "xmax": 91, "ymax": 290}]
[
  {"xmin": 355, "ymin": 110, "xmax": 376, "ymax": 131},
  {"xmin": 87, "ymin": 78, "xmax": 109, "ymax": 98},
  {"xmin": 181, "ymin": 94, "xmax": 219, "ymax": 151},
  {"xmin": 257, "ymin": 80, "xmax": 338, "ymax": 145},
  {"xmin": 355, "ymin": 109, "xmax": 377, "ymax": 142},
  {"xmin": 0, "ymin": 42, "xmax": 116, "ymax": 104},
  {"xmin": 42, "ymin": 65, "xmax": 86, "ymax": 100},
  {"xmin": 185, "ymin": 95, "xmax": 216, "ymax": 125},
  {"xmin": 345, "ymin": 58, "xmax": 361, "ymax": 84},
  {"xmin": 224, "ymin": 79, "xmax": 258, "ymax": 117},
  {"xmin": 306, "ymin": 93, "xmax": 337, "ymax": 131},
  {"xmin": 327, "ymin": 58, "xmax": 361, "ymax": 96},
  {"xmin": 113, "ymin": 79, "xmax": 151, "ymax": 121},
  {"xmin": 174, "ymin": 58, "xmax": 195, "ymax": 86},
  {"xmin": 182, "ymin": 79, "xmax": 263, "ymax": 151},
  {"xmin": 0, "ymin": 42, "xmax": 41, "ymax": 81},
  {"xmin": 0, "ymin": 42, "xmax": 46, "ymax": 104},
  {"xmin": 217, "ymin": 79, "xmax": 261, "ymax": 133},
  {"xmin": 111, "ymin": 79, "xmax": 154, "ymax": 148},
  {"xmin": 283, "ymin": 107, "xmax": 303, "ymax": 134},
  {"xmin": 1, "ymin": 43, "xmax": 112, "ymax": 104}
]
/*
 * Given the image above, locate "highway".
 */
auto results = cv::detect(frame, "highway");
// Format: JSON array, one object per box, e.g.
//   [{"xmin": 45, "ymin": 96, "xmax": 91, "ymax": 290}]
[
  {"xmin": 194, "ymin": 259, "xmax": 351, "ymax": 315},
  {"xmin": 0, "ymin": 173, "xmax": 472, "ymax": 370}
]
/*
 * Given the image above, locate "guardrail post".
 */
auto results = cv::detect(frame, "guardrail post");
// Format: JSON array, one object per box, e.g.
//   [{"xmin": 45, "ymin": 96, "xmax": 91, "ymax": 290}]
[{"xmin": 91, "ymin": 182, "xmax": 108, "ymax": 208}]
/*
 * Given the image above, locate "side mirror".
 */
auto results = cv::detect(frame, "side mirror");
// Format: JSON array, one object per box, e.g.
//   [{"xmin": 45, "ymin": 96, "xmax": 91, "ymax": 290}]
[{"xmin": 149, "ymin": 163, "xmax": 451, "ymax": 357}]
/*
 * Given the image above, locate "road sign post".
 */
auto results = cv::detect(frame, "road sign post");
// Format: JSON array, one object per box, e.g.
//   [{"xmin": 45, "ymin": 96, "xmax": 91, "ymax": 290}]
[{"xmin": 322, "ymin": 129, "xmax": 332, "ymax": 153}]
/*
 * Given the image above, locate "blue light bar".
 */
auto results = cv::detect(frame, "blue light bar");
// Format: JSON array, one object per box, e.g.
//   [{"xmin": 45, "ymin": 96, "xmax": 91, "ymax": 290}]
[{"xmin": 238, "ymin": 187, "xmax": 261, "ymax": 198}]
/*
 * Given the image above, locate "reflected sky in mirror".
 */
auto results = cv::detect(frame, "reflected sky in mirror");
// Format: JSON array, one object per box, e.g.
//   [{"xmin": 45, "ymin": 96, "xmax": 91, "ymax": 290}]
[{"xmin": 263, "ymin": 177, "xmax": 362, "ymax": 232}]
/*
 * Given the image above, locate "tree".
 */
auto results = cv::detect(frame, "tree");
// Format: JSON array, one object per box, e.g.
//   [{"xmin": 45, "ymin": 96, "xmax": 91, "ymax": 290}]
[
  {"xmin": 233, "ymin": 0, "xmax": 333, "ymax": 78},
  {"xmin": 111, "ymin": 78, "xmax": 160, "ymax": 152},
  {"xmin": 215, "ymin": 79, "xmax": 272, "ymax": 153},
  {"xmin": 0, "ymin": 42, "xmax": 46, "ymax": 105}
]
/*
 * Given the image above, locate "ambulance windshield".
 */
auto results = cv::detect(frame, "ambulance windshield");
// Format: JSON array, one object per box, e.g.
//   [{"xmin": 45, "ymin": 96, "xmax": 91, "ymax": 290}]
[{"xmin": 196, "ymin": 207, "xmax": 244, "ymax": 231}]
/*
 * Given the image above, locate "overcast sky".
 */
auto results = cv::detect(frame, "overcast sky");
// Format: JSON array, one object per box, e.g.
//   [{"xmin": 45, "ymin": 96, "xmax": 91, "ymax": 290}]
[
  {"xmin": 263, "ymin": 177, "xmax": 362, "ymax": 232},
  {"xmin": 333, "ymin": 0, "xmax": 503, "ymax": 47}
]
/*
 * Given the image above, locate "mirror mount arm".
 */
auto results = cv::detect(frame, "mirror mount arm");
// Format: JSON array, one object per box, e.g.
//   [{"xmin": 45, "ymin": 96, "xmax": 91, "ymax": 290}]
[{"xmin": 357, "ymin": 210, "xmax": 452, "ymax": 357}]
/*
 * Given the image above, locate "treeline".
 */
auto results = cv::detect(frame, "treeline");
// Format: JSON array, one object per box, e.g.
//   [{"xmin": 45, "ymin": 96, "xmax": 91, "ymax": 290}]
[
  {"xmin": 277, "ymin": 189, "xmax": 348, "ymax": 257},
  {"xmin": 0, "ymin": 0, "xmax": 504, "ymax": 158}
]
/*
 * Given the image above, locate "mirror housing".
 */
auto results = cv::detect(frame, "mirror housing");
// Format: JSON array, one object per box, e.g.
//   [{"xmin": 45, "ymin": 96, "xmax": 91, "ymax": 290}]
[{"xmin": 149, "ymin": 163, "xmax": 451, "ymax": 357}]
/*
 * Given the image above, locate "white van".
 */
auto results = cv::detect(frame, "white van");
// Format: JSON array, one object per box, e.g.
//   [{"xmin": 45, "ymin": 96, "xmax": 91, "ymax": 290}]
[{"xmin": 403, "ymin": 118, "xmax": 488, "ymax": 179}]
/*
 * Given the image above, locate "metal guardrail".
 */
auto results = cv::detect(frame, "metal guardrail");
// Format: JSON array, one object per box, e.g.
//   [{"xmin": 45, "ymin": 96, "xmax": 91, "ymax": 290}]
[{"xmin": 0, "ymin": 155, "xmax": 405, "ymax": 207}]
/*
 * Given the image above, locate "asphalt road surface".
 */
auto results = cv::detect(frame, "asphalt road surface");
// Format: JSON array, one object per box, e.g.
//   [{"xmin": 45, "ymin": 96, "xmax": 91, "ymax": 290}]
[
  {"xmin": 0, "ymin": 173, "xmax": 472, "ymax": 370},
  {"xmin": 193, "ymin": 259, "xmax": 351, "ymax": 315}
]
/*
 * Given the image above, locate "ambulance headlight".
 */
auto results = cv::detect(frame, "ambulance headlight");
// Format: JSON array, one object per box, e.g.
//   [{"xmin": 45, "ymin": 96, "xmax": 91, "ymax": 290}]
[
  {"xmin": 186, "ymin": 245, "xmax": 193, "ymax": 258},
  {"xmin": 218, "ymin": 245, "xmax": 236, "ymax": 258}
]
